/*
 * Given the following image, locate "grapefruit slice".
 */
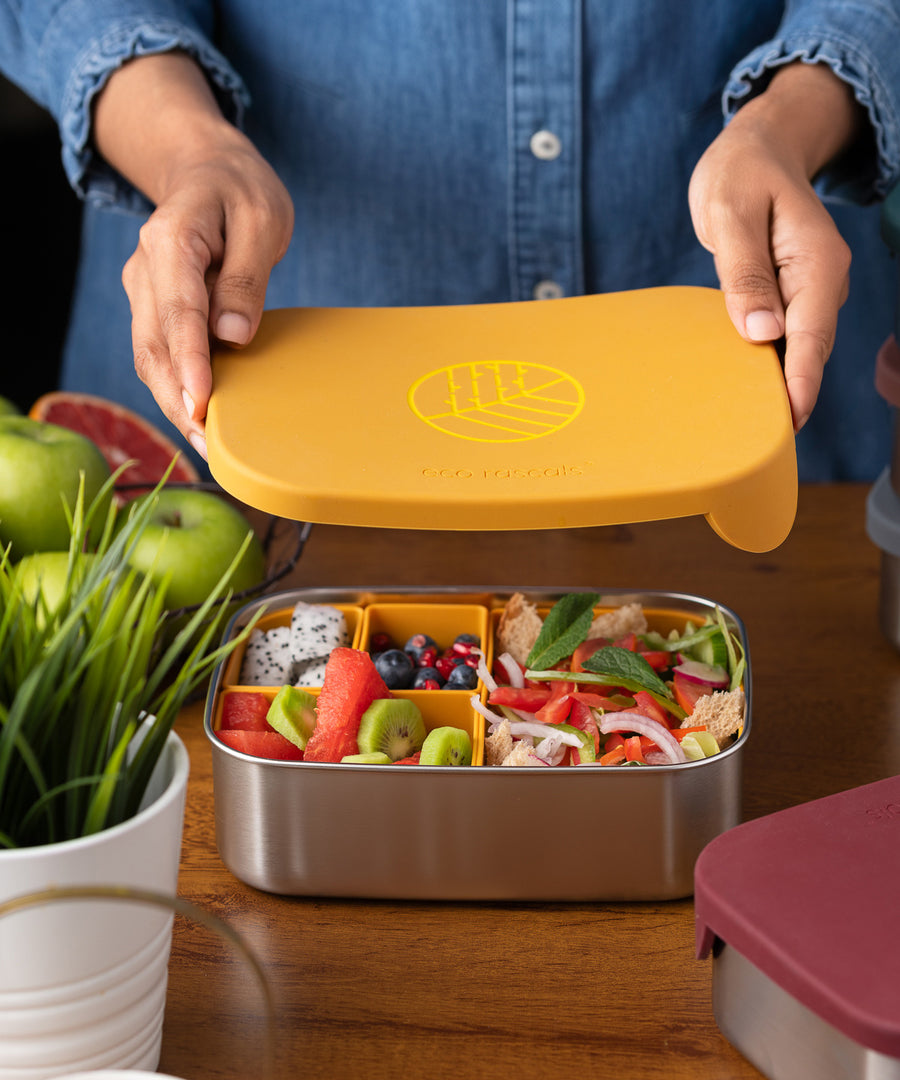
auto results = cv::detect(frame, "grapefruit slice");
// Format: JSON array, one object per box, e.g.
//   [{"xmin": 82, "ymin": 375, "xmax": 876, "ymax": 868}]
[{"xmin": 29, "ymin": 391, "xmax": 200, "ymax": 491}]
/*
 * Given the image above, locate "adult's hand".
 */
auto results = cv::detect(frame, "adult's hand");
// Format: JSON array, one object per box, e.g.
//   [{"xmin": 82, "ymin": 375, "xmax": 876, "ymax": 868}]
[
  {"xmin": 94, "ymin": 52, "xmax": 294, "ymax": 458},
  {"xmin": 689, "ymin": 62, "xmax": 863, "ymax": 432}
]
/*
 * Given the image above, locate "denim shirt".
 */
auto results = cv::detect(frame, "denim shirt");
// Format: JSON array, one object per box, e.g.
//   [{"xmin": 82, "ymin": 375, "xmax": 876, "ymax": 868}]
[{"xmin": 3, "ymin": 0, "xmax": 900, "ymax": 481}]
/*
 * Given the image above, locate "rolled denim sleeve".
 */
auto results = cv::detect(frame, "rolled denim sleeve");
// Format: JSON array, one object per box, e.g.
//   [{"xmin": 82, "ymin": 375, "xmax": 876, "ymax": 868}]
[
  {"xmin": 0, "ymin": 0, "xmax": 249, "ymax": 213},
  {"xmin": 724, "ymin": 0, "xmax": 900, "ymax": 202}
]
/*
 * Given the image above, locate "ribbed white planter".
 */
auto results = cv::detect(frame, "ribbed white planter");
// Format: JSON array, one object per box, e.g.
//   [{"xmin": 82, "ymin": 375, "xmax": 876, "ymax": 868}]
[{"xmin": 0, "ymin": 730, "xmax": 189, "ymax": 1080}]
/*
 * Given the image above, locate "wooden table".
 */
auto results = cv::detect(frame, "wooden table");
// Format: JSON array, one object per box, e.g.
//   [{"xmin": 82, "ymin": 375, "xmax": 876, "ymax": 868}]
[{"xmin": 161, "ymin": 483, "xmax": 900, "ymax": 1080}]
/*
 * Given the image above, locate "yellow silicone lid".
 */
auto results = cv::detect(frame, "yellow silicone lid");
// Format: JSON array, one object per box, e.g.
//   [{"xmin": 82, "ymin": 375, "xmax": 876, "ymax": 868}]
[{"xmin": 206, "ymin": 287, "xmax": 797, "ymax": 551}]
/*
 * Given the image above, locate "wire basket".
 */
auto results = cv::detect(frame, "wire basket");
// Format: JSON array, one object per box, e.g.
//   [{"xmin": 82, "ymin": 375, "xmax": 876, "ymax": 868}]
[{"xmin": 114, "ymin": 478, "xmax": 312, "ymax": 625}]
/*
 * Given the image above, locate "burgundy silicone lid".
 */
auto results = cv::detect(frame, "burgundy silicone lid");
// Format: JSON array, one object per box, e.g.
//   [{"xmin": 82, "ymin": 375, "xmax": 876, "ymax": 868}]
[{"xmin": 695, "ymin": 774, "xmax": 900, "ymax": 1057}]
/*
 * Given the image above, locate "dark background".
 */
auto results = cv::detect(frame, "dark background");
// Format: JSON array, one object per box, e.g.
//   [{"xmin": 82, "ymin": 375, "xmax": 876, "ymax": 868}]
[{"xmin": 1, "ymin": 73, "xmax": 82, "ymax": 412}]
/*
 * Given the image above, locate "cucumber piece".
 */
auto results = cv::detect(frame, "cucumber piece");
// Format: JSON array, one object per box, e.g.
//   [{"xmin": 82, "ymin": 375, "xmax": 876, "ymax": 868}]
[
  {"xmin": 690, "ymin": 629, "xmax": 730, "ymax": 668},
  {"xmin": 550, "ymin": 723, "xmax": 596, "ymax": 763},
  {"xmin": 680, "ymin": 731, "xmax": 720, "ymax": 760}
]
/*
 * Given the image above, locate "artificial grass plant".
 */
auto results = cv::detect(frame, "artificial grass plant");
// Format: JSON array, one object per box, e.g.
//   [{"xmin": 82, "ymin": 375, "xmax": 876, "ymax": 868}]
[{"xmin": 0, "ymin": 468, "xmax": 258, "ymax": 848}]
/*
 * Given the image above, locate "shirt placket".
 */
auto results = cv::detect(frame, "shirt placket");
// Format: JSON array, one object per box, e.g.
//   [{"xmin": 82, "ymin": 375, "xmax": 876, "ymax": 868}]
[{"xmin": 507, "ymin": 0, "xmax": 584, "ymax": 302}]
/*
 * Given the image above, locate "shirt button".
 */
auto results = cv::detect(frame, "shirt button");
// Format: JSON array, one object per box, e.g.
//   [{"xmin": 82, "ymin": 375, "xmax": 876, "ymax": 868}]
[
  {"xmin": 533, "ymin": 280, "xmax": 565, "ymax": 300},
  {"xmin": 529, "ymin": 129, "xmax": 562, "ymax": 160}
]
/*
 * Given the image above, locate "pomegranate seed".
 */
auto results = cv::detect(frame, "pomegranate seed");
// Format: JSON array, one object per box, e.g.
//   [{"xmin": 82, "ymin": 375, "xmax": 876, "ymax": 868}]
[{"xmin": 370, "ymin": 632, "xmax": 393, "ymax": 653}]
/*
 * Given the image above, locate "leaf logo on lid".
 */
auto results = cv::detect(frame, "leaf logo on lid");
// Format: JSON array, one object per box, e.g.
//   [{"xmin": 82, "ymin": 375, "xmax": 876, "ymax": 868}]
[{"xmin": 408, "ymin": 361, "xmax": 584, "ymax": 443}]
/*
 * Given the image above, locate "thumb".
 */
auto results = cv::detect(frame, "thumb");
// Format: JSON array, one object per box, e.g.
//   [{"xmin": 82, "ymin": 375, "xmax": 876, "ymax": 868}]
[
  {"xmin": 209, "ymin": 267, "xmax": 264, "ymax": 349},
  {"xmin": 714, "ymin": 242, "xmax": 786, "ymax": 347}
]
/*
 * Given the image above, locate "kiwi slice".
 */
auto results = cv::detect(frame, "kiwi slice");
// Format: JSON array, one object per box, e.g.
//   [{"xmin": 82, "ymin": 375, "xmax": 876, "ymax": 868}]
[
  {"xmin": 356, "ymin": 698, "xmax": 427, "ymax": 762},
  {"xmin": 341, "ymin": 751, "xmax": 393, "ymax": 764},
  {"xmin": 419, "ymin": 726, "xmax": 472, "ymax": 767},
  {"xmin": 266, "ymin": 685, "xmax": 317, "ymax": 749}
]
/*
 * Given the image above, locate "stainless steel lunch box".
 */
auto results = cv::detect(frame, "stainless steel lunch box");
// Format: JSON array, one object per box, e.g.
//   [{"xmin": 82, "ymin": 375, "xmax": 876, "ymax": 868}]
[
  {"xmin": 695, "ymin": 775, "xmax": 900, "ymax": 1080},
  {"xmin": 204, "ymin": 587, "xmax": 750, "ymax": 901}
]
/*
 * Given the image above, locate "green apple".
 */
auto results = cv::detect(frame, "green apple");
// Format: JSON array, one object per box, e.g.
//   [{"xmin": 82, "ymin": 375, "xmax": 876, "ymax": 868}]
[
  {"xmin": 13, "ymin": 550, "xmax": 96, "ymax": 626},
  {"xmin": 118, "ymin": 487, "xmax": 266, "ymax": 612},
  {"xmin": 0, "ymin": 395, "xmax": 21, "ymax": 417},
  {"xmin": 0, "ymin": 417, "xmax": 112, "ymax": 558}
]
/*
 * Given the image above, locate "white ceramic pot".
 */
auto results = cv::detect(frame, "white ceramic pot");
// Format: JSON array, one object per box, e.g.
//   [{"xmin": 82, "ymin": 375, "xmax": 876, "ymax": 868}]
[
  {"xmin": 62, "ymin": 1073, "xmax": 186, "ymax": 1079},
  {"xmin": 0, "ymin": 730, "xmax": 189, "ymax": 1080}
]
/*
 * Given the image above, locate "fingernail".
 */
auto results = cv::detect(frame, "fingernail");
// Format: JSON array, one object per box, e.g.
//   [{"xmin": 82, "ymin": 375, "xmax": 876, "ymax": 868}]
[
  {"xmin": 745, "ymin": 310, "xmax": 782, "ymax": 342},
  {"xmin": 182, "ymin": 389, "xmax": 195, "ymax": 420},
  {"xmin": 216, "ymin": 312, "xmax": 252, "ymax": 345},
  {"xmin": 188, "ymin": 430, "xmax": 208, "ymax": 461}
]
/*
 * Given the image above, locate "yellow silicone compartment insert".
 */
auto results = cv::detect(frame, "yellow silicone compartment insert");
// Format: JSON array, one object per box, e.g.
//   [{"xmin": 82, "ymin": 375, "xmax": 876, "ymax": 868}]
[
  {"xmin": 361, "ymin": 603, "xmax": 490, "ymax": 670},
  {"xmin": 215, "ymin": 686, "xmax": 483, "ymax": 764}
]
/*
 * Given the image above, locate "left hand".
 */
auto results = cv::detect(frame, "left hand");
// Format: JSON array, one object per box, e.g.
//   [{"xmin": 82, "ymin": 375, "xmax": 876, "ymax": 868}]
[{"xmin": 688, "ymin": 62, "xmax": 861, "ymax": 432}]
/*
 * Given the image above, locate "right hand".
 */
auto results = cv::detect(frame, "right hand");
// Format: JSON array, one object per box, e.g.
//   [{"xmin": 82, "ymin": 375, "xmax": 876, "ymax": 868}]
[
  {"xmin": 122, "ymin": 130, "xmax": 294, "ymax": 458},
  {"xmin": 93, "ymin": 52, "xmax": 294, "ymax": 458}
]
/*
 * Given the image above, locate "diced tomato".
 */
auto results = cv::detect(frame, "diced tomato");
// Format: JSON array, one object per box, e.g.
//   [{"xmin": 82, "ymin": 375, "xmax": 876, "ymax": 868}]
[
  {"xmin": 567, "ymin": 699, "xmax": 600, "ymax": 755},
  {"xmin": 638, "ymin": 650, "xmax": 672, "ymax": 672},
  {"xmin": 535, "ymin": 680, "xmax": 576, "ymax": 724},
  {"xmin": 570, "ymin": 637, "xmax": 610, "ymax": 672},
  {"xmin": 215, "ymin": 729, "xmax": 304, "ymax": 761},
  {"xmin": 599, "ymin": 746, "xmax": 627, "ymax": 766},
  {"xmin": 604, "ymin": 733, "xmax": 626, "ymax": 753},
  {"xmin": 673, "ymin": 670, "xmax": 716, "ymax": 715},
  {"xmin": 624, "ymin": 735, "xmax": 645, "ymax": 763},
  {"xmin": 220, "ymin": 691, "xmax": 272, "ymax": 732},
  {"xmin": 487, "ymin": 686, "xmax": 552, "ymax": 711},
  {"xmin": 632, "ymin": 690, "xmax": 674, "ymax": 729},
  {"xmin": 613, "ymin": 632, "xmax": 639, "ymax": 652}
]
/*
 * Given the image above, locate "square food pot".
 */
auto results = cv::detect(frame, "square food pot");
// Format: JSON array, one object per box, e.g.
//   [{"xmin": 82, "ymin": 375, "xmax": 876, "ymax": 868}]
[
  {"xmin": 204, "ymin": 587, "xmax": 750, "ymax": 900},
  {"xmin": 695, "ymin": 775, "xmax": 900, "ymax": 1079}
]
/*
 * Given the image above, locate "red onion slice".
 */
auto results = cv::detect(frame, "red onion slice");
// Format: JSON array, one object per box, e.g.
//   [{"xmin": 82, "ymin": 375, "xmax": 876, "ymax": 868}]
[
  {"xmin": 673, "ymin": 659, "xmax": 729, "ymax": 689},
  {"xmin": 505, "ymin": 721, "xmax": 584, "ymax": 746},
  {"xmin": 473, "ymin": 648, "xmax": 497, "ymax": 693},
  {"xmin": 598, "ymin": 710, "xmax": 687, "ymax": 764},
  {"xmin": 496, "ymin": 652, "xmax": 524, "ymax": 688}
]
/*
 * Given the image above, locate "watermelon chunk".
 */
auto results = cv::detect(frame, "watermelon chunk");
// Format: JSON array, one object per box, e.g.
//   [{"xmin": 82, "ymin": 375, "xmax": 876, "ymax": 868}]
[
  {"xmin": 302, "ymin": 647, "xmax": 391, "ymax": 762},
  {"xmin": 220, "ymin": 691, "xmax": 272, "ymax": 731},
  {"xmin": 216, "ymin": 729, "xmax": 305, "ymax": 761}
]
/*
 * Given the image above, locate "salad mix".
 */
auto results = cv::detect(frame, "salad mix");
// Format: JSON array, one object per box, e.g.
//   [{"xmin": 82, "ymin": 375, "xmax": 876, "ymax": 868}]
[{"xmin": 472, "ymin": 592, "xmax": 745, "ymax": 768}]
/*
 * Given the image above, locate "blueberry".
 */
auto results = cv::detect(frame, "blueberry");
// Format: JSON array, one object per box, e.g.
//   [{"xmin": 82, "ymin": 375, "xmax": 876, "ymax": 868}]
[
  {"xmin": 374, "ymin": 648, "xmax": 415, "ymax": 689},
  {"xmin": 411, "ymin": 666, "xmax": 445, "ymax": 689},
  {"xmin": 404, "ymin": 633, "xmax": 438, "ymax": 662},
  {"xmin": 444, "ymin": 664, "xmax": 478, "ymax": 690},
  {"xmin": 453, "ymin": 633, "xmax": 481, "ymax": 647}
]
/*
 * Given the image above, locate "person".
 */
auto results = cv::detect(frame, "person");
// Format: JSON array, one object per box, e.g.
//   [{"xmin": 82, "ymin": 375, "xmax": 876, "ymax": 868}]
[{"xmin": 2, "ymin": 2, "xmax": 899, "ymax": 481}]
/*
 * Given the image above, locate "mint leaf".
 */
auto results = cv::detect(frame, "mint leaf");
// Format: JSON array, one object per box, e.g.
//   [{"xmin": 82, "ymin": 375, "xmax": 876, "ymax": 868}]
[
  {"xmin": 525, "ymin": 592, "xmax": 599, "ymax": 671},
  {"xmin": 580, "ymin": 645, "xmax": 681, "ymax": 714}
]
